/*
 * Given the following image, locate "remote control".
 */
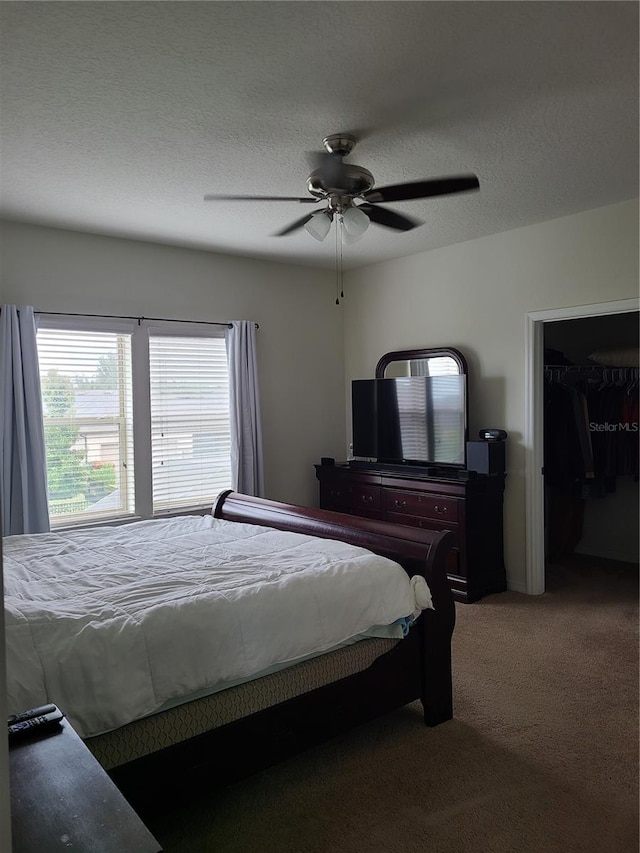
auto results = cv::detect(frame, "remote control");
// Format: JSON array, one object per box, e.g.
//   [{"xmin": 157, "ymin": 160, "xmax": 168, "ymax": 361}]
[
  {"xmin": 8, "ymin": 703, "xmax": 58, "ymax": 726},
  {"xmin": 8, "ymin": 706, "xmax": 64, "ymax": 741}
]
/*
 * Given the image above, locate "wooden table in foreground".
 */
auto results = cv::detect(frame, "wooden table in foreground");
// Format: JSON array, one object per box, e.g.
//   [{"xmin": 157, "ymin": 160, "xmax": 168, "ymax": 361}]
[{"xmin": 9, "ymin": 717, "xmax": 162, "ymax": 852}]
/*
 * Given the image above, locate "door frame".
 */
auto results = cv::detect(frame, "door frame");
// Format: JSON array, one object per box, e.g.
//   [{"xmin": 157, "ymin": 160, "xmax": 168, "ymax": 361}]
[{"xmin": 524, "ymin": 297, "xmax": 639, "ymax": 595}]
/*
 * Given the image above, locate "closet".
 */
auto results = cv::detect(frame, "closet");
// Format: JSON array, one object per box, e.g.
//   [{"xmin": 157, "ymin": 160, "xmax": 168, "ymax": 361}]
[{"xmin": 543, "ymin": 312, "xmax": 639, "ymax": 569}]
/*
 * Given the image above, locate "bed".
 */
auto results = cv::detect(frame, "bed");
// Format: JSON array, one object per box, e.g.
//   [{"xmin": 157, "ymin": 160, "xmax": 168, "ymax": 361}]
[{"xmin": 4, "ymin": 490, "xmax": 456, "ymax": 811}]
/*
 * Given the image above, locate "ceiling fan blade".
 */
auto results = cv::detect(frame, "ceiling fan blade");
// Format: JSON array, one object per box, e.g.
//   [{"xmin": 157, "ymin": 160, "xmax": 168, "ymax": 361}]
[
  {"xmin": 358, "ymin": 204, "xmax": 421, "ymax": 232},
  {"xmin": 273, "ymin": 212, "xmax": 317, "ymax": 236},
  {"xmin": 204, "ymin": 194, "xmax": 319, "ymax": 203},
  {"xmin": 362, "ymin": 174, "xmax": 479, "ymax": 204}
]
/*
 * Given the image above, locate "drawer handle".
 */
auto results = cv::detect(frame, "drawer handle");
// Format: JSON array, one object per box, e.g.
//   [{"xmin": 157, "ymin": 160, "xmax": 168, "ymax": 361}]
[
  {"xmin": 330, "ymin": 490, "xmax": 341, "ymax": 498},
  {"xmin": 361, "ymin": 494, "xmax": 373, "ymax": 503},
  {"xmin": 394, "ymin": 499, "xmax": 407, "ymax": 509},
  {"xmin": 434, "ymin": 505, "xmax": 447, "ymax": 514}
]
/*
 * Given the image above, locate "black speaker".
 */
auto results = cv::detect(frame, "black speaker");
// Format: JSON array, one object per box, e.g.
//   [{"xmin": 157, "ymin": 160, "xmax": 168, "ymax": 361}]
[
  {"xmin": 466, "ymin": 440, "xmax": 505, "ymax": 476},
  {"xmin": 479, "ymin": 428, "xmax": 507, "ymax": 441}
]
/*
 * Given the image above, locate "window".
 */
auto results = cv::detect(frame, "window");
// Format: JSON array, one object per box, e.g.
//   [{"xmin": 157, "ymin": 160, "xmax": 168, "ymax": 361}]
[
  {"xmin": 37, "ymin": 327, "xmax": 134, "ymax": 525},
  {"xmin": 36, "ymin": 320, "xmax": 232, "ymax": 527},
  {"xmin": 149, "ymin": 334, "xmax": 231, "ymax": 511}
]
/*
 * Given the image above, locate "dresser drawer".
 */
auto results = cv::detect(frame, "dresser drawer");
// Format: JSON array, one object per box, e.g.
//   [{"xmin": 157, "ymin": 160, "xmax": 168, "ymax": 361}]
[
  {"xmin": 349, "ymin": 484, "xmax": 381, "ymax": 512},
  {"xmin": 319, "ymin": 482, "xmax": 349, "ymax": 511},
  {"xmin": 384, "ymin": 489, "xmax": 459, "ymax": 522},
  {"xmin": 387, "ymin": 511, "xmax": 458, "ymax": 540}
]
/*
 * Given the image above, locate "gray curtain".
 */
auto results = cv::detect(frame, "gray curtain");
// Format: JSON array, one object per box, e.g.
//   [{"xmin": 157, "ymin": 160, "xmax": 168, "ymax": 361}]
[
  {"xmin": 0, "ymin": 305, "xmax": 50, "ymax": 534},
  {"xmin": 225, "ymin": 320, "xmax": 265, "ymax": 497}
]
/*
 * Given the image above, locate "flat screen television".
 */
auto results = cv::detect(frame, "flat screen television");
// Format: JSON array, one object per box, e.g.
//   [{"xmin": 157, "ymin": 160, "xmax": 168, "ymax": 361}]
[{"xmin": 352, "ymin": 375, "xmax": 467, "ymax": 467}]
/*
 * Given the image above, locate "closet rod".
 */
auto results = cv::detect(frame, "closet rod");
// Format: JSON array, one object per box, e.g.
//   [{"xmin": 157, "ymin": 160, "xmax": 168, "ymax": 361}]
[
  {"xmin": 544, "ymin": 364, "xmax": 638, "ymax": 372},
  {"xmin": 34, "ymin": 310, "xmax": 259, "ymax": 329},
  {"xmin": 544, "ymin": 364, "xmax": 638, "ymax": 382}
]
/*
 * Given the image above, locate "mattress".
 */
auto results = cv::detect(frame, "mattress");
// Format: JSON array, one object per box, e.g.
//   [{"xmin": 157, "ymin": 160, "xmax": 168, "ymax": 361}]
[
  {"xmin": 86, "ymin": 635, "xmax": 399, "ymax": 769},
  {"xmin": 4, "ymin": 514, "xmax": 432, "ymax": 738}
]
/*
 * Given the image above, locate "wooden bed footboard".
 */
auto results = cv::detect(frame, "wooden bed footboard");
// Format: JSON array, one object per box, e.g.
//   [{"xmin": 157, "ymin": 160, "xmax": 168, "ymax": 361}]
[{"xmin": 110, "ymin": 492, "xmax": 456, "ymax": 812}]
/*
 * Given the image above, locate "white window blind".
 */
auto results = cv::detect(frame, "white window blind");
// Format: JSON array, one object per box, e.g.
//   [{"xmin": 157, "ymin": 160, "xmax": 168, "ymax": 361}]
[
  {"xmin": 149, "ymin": 334, "xmax": 232, "ymax": 512},
  {"xmin": 396, "ymin": 375, "xmax": 466, "ymax": 464},
  {"xmin": 36, "ymin": 327, "xmax": 135, "ymax": 525},
  {"xmin": 428, "ymin": 375, "xmax": 466, "ymax": 464},
  {"xmin": 426, "ymin": 356, "xmax": 459, "ymax": 377}
]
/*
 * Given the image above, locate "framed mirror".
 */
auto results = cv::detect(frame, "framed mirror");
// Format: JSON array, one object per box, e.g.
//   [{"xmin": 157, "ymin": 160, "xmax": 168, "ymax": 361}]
[
  {"xmin": 352, "ymin": 347, "xmax": 469, "ymax": 468},
  {"xmin": 375, "ymin": 347, "xmax": 467, "ymax": 378}
]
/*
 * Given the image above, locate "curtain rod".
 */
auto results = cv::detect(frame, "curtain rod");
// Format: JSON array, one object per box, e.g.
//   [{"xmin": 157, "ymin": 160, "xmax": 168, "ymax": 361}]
[{"xmin": 33, "ymin": 310, "xmax": 259, "ymax": 329}]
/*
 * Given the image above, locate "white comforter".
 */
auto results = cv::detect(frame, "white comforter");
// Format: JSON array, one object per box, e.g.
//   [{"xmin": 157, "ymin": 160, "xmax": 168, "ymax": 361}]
[{"xmin": 4, "ymin": 514, "xmax": 432, "ymax": 738}]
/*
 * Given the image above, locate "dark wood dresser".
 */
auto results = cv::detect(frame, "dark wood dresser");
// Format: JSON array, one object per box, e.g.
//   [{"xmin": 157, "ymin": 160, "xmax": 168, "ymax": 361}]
[{"xmin": 315, "ymin": 462, "xmax": 506, "ymax": 603}]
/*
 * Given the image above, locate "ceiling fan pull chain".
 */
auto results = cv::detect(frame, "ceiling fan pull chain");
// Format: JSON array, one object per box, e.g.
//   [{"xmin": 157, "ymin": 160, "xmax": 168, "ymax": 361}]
[
  {"xmin": 335, "ymin": 219, "xmax": 340, "ymax": 305},
  {"xmin": 340, "ymin": 222, "xmax": 345, "ymax": 300}
]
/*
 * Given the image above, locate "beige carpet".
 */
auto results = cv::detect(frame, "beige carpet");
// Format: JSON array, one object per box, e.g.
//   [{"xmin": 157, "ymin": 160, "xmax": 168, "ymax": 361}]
[{"xmin": 147, "ymin": 556, "xmax": 638, "ymax": 853}]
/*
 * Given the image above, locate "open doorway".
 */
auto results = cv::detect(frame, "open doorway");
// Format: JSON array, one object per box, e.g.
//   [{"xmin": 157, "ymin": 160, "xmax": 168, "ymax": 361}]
[
  {"xmin": 524, "ymin": 298, "xmax": 639, "ymax": 595},
  {"xmin": 543, "ymin": 312, "xmax": 638, "ymax": 587}
]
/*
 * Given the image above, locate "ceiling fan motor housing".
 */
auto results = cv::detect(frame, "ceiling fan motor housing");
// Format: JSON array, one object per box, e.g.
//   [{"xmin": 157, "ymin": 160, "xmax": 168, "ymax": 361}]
[{"xmin": 306, "ymin": 164, "xmax": 375, "ymax": 199}]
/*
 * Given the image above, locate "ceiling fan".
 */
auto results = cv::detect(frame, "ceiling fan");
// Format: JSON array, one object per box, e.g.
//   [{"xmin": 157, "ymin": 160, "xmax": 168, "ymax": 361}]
[{"xmin": 203, "ymin": 133, "xmax": 480, "ymax": 242}]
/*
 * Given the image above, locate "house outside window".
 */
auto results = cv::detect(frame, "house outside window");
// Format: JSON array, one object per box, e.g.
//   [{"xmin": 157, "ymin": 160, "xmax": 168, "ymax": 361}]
[{"xmin": 36, "ymin": 319, "xmax": 231, "ymax": 527}]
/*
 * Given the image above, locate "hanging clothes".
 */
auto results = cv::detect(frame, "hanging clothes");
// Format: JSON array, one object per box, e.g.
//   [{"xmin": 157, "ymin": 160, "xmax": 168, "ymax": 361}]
[
  {"xmin": 584, "ymin": 375, "xmax": 639, "ymax": 493},
  {"xmin": 543, "ymin": 378, "xmax": 589, "ymax": 561},
  {"xmin": 545, "ymin": 365, "xmax": 639, "ymax": 487},
  {"xmin": 543, "ymin": 363, "xmax": 639, "ymax": 559},
  {"xmin": 544, "ymin": 381, "xmax": 592, "ymax": 487}
]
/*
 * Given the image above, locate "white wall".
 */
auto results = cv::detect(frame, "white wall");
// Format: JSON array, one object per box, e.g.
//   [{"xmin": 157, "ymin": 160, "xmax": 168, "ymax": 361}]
[
  {"xmin": 0, "ymin": 221, "xmax": 344, "ymax": 508},
  {"xmin": 342, "ymin": 199, "xmax": 640, "ymax": 592}
]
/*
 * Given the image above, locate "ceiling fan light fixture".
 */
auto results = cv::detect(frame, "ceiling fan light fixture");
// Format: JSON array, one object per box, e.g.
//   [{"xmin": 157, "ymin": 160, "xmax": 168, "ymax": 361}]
[
  {"xmin": 341, "ymin": 221, "xmax": 364, "ymax": 245},
  {"xmin": 342, "ymin": 205, "xmax": 370, "ymax": 237},
  {"xmin": 304, "ymin": 210, "xmax": 333, "ymax": 241}
]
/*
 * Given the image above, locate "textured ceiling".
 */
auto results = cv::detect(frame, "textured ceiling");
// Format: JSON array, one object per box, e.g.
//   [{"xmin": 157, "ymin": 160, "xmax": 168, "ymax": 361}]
[{"xmin": 1, "ymin": 2, "xmax": 638, "ymax": 270}]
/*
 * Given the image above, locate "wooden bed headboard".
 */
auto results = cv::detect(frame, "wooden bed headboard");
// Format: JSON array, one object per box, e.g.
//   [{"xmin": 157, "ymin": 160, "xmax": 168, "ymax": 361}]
[{"xmin": 212, "ymin": 489, "xmax": 454, "ymax": 581}]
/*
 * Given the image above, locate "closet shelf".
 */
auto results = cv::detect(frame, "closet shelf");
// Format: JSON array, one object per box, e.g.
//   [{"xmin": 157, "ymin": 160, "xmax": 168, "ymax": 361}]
[{"xmin": 544, "ymin": 365, "xmax": 639, "ymax": 385}]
